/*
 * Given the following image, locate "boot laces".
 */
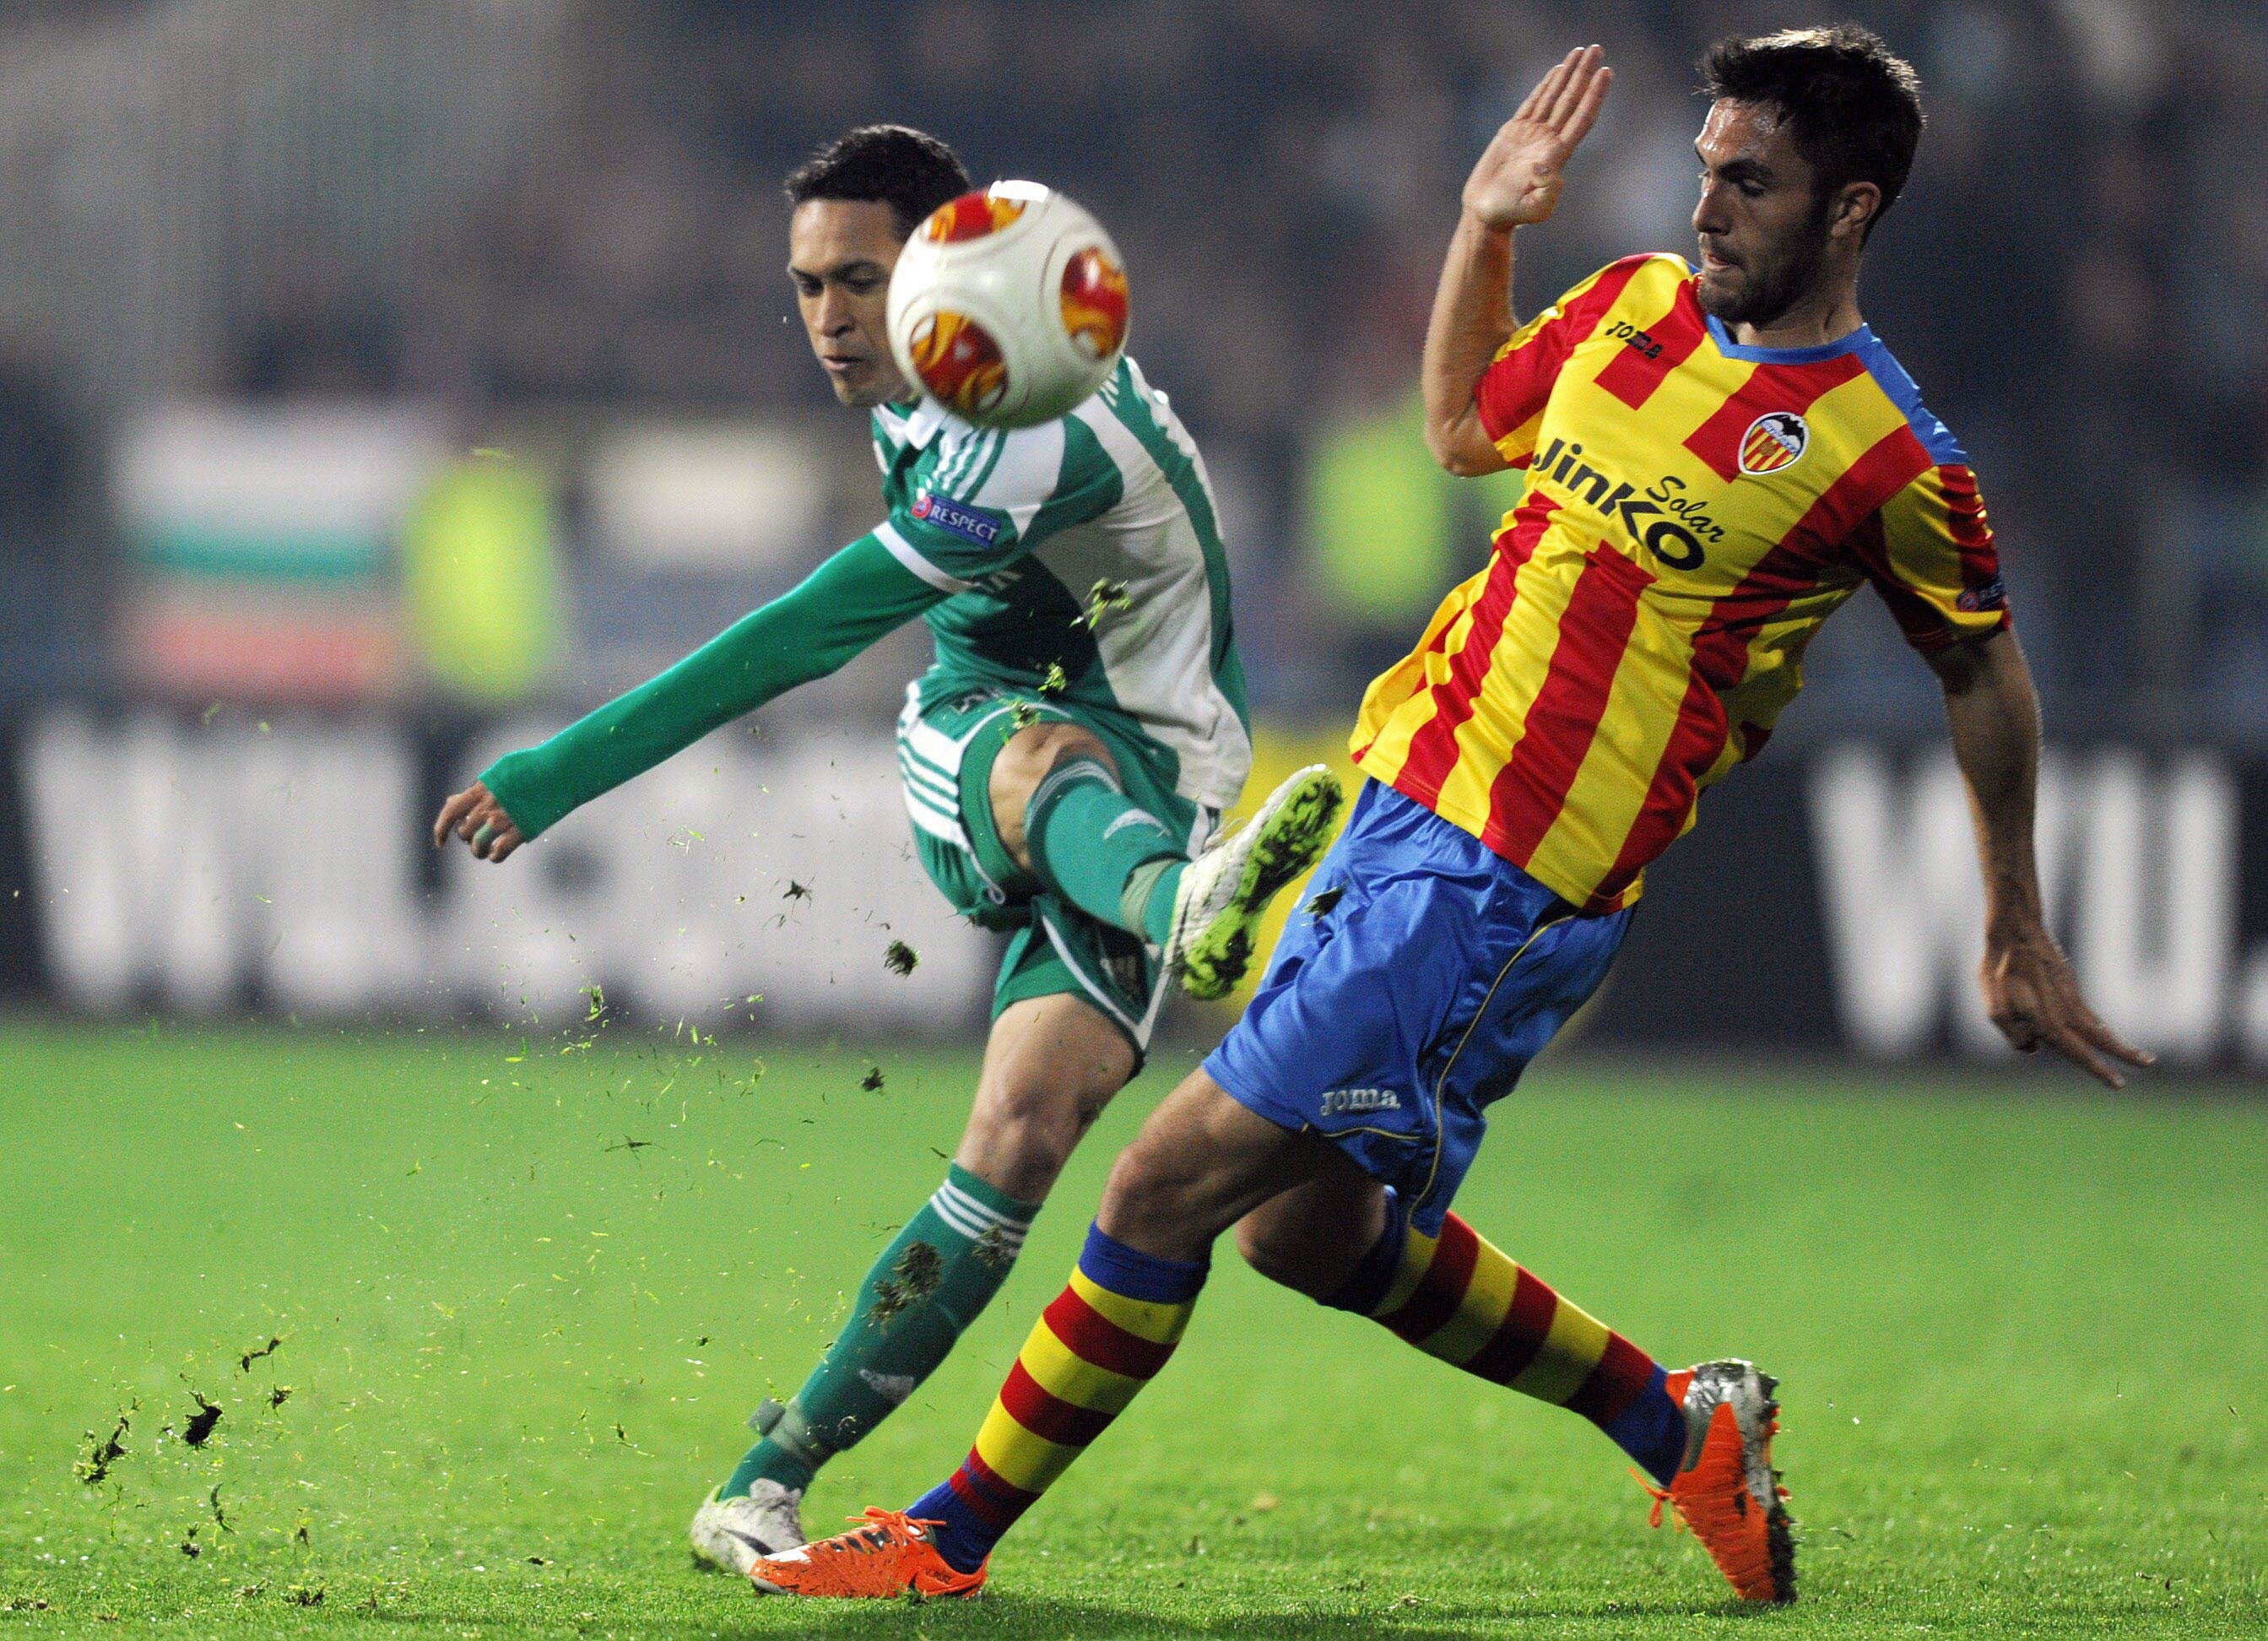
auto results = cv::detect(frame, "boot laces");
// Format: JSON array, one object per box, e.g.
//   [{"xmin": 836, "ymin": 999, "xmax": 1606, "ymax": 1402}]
[
  {"xmin": 809, "ymin": 1506, "xmax": 944, "ymax": 1558},
  {"xmin": 1633, "ymin": 1467, "xmax": 1678, "ymax": 1531}
]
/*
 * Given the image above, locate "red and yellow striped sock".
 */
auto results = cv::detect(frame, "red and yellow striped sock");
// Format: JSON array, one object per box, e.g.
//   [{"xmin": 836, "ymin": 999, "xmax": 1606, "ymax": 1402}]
[
  {"xmin": 907, "ymin": 1223, "xmax": 1206, "ymax": 1573},
  {"xmin": 1354, "ymin": 1208, "xmax": 1686, "ymax": 1483}
]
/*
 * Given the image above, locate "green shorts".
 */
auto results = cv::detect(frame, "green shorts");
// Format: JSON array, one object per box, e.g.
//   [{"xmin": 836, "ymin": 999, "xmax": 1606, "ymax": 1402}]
[{"xmin": 896, "ymin": 680, "xmax": 1211, "ymax": 1055}]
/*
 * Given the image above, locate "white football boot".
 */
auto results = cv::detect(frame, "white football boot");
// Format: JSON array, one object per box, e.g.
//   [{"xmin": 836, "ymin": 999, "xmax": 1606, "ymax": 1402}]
[
  {"xmin": 1165, "ymin": 764, "xmax": 1344, "ymax": 1000},
  {"xmin": 688, "ymin": 1482, "xmax": 807, "ymax": 1575}
]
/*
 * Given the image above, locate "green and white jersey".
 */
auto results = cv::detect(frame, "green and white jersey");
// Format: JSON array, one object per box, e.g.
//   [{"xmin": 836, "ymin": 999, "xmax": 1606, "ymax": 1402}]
[{"xmin": 870, "ymin": 355, "xmax": 1252, "ymax": 812}]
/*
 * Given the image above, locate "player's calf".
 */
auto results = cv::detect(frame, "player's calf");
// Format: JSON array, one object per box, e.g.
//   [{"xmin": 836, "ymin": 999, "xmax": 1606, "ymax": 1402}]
[
  {"xmin": 1307, "ymin": 1199, "xmax": 1690, "ymax": 1495},
  {"xmin": 999, "ymin": 727, "xmax": 1194, "ymax": 946},
  {"xmin": 709, "ymin": 1162, "xmax": 1042, "ymax": 1512},
  {"xmin": 1301, "ymin": 1192, "xmax": 1794, "ymax": 1602},
  {"xmin": 754, "ymin": 1073, "xmax": 1337, "ymax": 1595},
  {"xmin": 708, "ymin": 996, "xmax": 1130, "ymax": 1526}
]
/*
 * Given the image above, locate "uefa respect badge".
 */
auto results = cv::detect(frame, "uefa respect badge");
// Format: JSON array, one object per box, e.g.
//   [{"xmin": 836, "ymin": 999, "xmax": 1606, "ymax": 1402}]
[{"xmin": 911, "ymin": 490, "xmax": 1007, "ymax": 549}]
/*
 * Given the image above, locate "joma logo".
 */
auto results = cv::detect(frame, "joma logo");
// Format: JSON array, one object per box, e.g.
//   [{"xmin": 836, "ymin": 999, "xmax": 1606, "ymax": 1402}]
[
  {"xmin": 1321, "ymin": 1087, "xmax": 1400, "ymax": 1115},
  {"xmin": 1604, "ymin": 319, "xmax": 1661, "ymax": 360}
]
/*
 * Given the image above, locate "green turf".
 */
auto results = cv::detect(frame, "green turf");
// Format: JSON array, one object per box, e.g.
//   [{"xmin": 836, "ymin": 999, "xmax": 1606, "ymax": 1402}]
[{"xmin": 0, "ymin": 1020, "xmax": 2261, "ymax": 1636}]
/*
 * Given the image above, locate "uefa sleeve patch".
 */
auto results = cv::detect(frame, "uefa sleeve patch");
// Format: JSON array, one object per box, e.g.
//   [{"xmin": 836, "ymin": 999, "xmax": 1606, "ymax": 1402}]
[
  {"xmin": 1957, "ymin": 576, "xmax": 2007, "ymax": 613},
  {"xmin": 910, "ymin": 490, "xmax": 1008, "ymax": 550}
]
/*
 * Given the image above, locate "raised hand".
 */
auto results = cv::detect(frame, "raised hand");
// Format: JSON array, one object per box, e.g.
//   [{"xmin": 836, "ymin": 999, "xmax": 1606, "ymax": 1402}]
[
  {"xmin": 1464, "ymin": 45, "xmax": 1613, "ymax": 231},
  {"xmin": 1981, "ymin": 918, "xmax": 2154, "ymax": 1089},
  {"xmin": 432, "ymin": 778, "xmax": 528, "ymax": 864}
]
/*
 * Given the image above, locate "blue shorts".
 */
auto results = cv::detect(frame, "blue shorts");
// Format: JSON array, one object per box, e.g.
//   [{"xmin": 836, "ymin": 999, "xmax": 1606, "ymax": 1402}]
[{"xmin": 1204, "ymin": 779, "xmax": 1632, "ymax": 1235}]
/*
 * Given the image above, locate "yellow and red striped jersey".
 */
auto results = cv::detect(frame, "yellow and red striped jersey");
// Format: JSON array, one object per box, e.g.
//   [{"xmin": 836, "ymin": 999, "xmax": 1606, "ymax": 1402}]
[{"xmin": 1352, "ymin": 252, "xmax": 2008, "ymax": 913}]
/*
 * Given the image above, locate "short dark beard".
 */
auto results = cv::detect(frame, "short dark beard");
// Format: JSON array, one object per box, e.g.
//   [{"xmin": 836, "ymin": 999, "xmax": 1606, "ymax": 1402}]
[{"xmin": 1698, "ymin": 192, "xmax": 1835, "ymax": 328}]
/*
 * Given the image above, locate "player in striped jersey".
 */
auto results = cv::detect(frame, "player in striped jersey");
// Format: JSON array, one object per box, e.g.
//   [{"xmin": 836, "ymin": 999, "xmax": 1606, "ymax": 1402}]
[
  {"xmin": 429, "ymin": 125, "xmax": 1340, "ymax": 1567},
  {"xmin": 755, "ymin": 29, "xmax": 2149, "ymax": 1607}
]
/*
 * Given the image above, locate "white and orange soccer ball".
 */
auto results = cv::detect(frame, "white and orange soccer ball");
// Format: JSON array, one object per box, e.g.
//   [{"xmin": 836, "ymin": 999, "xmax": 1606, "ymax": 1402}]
[{"xmin": 886, "ymin": 181, "xmax": 1130, "ymax": 429}]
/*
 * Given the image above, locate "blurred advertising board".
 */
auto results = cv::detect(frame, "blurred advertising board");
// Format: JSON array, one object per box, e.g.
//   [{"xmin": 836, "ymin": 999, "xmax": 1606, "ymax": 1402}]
[
  {"xmin": 1586, "ymin": 741, "xmax": 2268, "ymax": 1069},
  {"xmin": 0, "ymin": 712, "xmax": 992, "ymax": 1033},
  {"xmin": 1, "ymin": 714, "xmax": 2263, "ymax": 1069}
]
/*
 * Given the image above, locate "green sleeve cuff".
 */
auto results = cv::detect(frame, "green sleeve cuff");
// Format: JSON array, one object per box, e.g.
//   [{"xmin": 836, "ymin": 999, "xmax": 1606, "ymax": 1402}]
[{"xmin": 479, "ymin": 533, "xmax": 940, "ymax": 840}]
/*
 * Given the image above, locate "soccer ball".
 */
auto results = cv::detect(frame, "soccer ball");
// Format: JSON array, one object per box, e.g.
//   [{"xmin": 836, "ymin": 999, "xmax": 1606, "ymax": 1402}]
[{"xmin": 887, "ymin": 181, "xmax": 1130, "ymax": 429}]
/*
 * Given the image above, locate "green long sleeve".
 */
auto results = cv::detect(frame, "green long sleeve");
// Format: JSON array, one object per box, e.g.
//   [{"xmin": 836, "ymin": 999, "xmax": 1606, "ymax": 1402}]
[{"xmin": 479, "ymin": 533, "xmax": 942, "ymax": 840}]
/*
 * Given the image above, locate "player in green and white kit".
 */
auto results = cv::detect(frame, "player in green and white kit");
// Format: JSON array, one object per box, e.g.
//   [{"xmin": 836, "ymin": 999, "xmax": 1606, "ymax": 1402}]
[{"xmin": 430, "ymin": 126, "xmax": 1340, "ymax": 1567}]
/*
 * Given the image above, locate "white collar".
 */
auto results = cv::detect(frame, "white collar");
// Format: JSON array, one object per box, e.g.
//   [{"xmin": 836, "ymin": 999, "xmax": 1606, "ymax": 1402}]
[{"xmin": 878, "ymin": 396, "xmax": 949, "ymax": 448}]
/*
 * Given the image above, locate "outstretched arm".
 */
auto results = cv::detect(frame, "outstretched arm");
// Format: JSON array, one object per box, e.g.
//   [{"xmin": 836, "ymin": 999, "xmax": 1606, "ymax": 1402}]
[
  {"xmin": 1422, "ymin": 43, "xmax": 1611, "ymax": 476},
  {"xmin": 1927, "ymin": 629, "xmax": 2152, "ymax": 1086},
  {"xmin": 434, "ymin": 533, "xmax": 941, "ymax": 861}
]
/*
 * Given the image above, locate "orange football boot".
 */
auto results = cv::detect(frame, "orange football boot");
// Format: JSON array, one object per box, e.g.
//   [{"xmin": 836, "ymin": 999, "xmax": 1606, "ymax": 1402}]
[
  {"xmin": 749, "ymin": 1506, "xmax": 986, "ymax": 1600},
  {"xmin": 1648, "ymin": 1359, "xmax": 1794, "ymax": 1603}
]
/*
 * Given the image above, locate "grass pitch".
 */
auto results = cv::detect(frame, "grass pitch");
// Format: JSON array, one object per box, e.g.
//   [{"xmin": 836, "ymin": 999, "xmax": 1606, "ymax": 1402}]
[{"xmin": 0, "ymin": 1020, "xmax": 2262, "ymax": 1637}]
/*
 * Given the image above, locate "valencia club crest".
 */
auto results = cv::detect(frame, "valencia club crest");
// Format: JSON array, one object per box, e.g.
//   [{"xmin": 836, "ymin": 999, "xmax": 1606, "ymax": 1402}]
[{"xmin": 1739, "ymin": 411, "xmax": 1809, "ymax": 476}]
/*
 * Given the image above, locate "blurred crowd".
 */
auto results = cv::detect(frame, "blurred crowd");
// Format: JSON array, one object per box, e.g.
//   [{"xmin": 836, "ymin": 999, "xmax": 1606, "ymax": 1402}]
[{"xmin": 3, "ymin": 0, "xmax": 2265, "ymax": 736}]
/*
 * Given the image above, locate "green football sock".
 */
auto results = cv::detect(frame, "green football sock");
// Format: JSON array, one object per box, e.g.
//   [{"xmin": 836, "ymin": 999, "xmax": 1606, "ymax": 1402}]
[
  {"xmin": 719, "ymin": 1163, "xmax": 1037, "ymax": 1497},
  {"xmin": 1024, "ymin": 757, "xmax": 1183, "ymax": 940}
]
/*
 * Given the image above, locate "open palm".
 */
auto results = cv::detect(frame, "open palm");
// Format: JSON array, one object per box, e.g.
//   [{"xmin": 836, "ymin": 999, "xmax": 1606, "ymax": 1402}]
[{"xmin": 1464, "ymin": 45, "xmax": 1613, "ymax": 230}]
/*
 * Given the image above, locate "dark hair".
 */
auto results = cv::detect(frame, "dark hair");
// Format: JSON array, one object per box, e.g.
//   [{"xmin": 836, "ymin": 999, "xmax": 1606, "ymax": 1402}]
[
  {"xmin": 1700, "ymin": 25, "xmax": 1924, "ymax": 239},
  {"xmin": 783, "ymin": 124, "xmax": 972, "ymax": 238}
]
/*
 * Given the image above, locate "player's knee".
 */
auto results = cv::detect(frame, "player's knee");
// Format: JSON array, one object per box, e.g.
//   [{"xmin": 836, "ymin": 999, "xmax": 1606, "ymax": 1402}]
[
  {"xmin": 989, "ymin": 723, "xmax": 1115, "ymax": 867},
  {"xmin": 1097, "ymin": 1135, "xmax": 1247, "ymax": 1269},
  {"xmin": 1098, "ymin": 1125, "xmax": 1205, "ymax": 1227},
  {"xmin": 1232, "ymin": 1216, "xmax": 1304, "ymax": 1288},
  {"xmin": 1233, "ymin": 1174, "xmax": 1385, "ymax": 1298},
  {"xmin": 991, "ymin": 722, "xmax": 1110, "ymax": 801},
  {"xmin": 1231, "ymin": 1212, "xmax": 1354, "ymax": 1298},
  {"xmin": 966, "ymin": 1074, "xmax": 1108, "ymax": 1200}
]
